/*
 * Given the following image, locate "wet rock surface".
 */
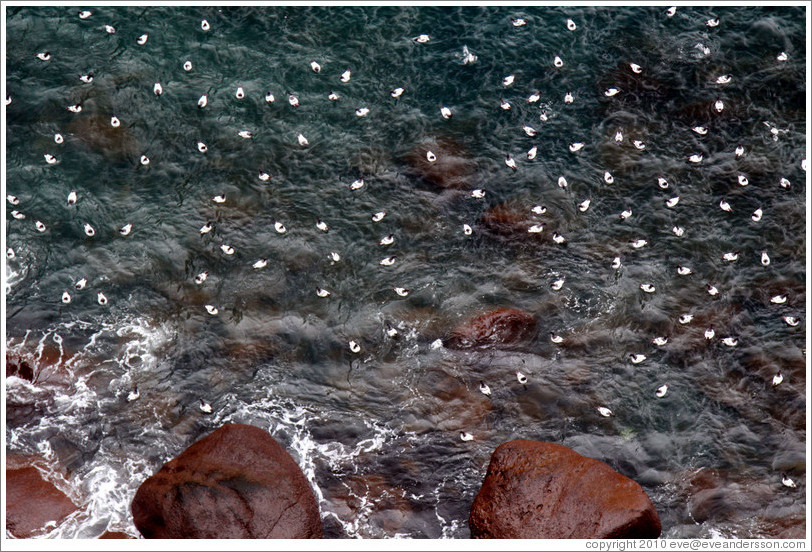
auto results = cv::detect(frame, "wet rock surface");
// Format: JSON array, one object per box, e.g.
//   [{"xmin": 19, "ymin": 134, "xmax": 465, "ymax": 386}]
[
  {"xmin": 6, "ymin": 464, "xmax": 79, "ymax": 538},
  {"xmin": 131, "ymin": 423, "xmax": 322, "ymax": 538},
  {"xmin": 469, "ymin": 440, "xmax": 662, "ymax": 539}
]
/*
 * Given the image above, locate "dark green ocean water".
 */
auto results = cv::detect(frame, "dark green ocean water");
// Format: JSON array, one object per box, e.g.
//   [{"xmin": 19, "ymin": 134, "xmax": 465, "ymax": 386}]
[{"xmin": 4, "ymin": 5, "xmax": 807, "ymax": 539}]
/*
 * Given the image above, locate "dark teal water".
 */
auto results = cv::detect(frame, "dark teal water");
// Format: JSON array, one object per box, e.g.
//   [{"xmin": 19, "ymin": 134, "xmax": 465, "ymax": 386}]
[{"xmin": 4, "ymin": 5, "xmax": 807, "ymax": 539}]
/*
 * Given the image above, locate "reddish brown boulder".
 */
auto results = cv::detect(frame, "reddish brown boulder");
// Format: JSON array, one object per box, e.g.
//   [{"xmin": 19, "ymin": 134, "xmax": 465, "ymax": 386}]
[
  {"xmin": 6, "ymin": 466, "xmax": 79, "ymax": 538},
  {"xmin": 131, "ymin": 423, "xmax": 322, "ymax": 538},
  {"xmin": 446, "ymin": 308, "xmax": 536, "ymax": 349},
  {"xmin": 6, "ymin": 353, "xmax": 34, "ymax": 381},
  {"xmin": 99, "ymin": 531, "xmax": 135, "ymax": 539},
  {"xmin": 469, "ymin": 440, "xmax": 661, "ymax": 539}
]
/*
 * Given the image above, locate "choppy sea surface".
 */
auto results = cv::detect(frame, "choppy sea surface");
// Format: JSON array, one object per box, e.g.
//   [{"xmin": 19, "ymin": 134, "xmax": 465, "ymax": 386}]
[{"xmin": 4, "ymin": 4, "xmax": 808, "ymax": 540}]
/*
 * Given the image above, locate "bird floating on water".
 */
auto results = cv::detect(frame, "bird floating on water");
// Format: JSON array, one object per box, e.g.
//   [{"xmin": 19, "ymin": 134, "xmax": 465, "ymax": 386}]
[
  {"xmin": 640, "ymin": 284, "xmax": 656, "ymax": 293},
  {"xmin": 527, "ymin": 91, "xmax": 540, "ymax": 103},
  {"xmin": 7, "ymin": 194, "xmax": 19, "ymax": 205},
  {"xmin": 238, "ymin": 130, "xmax": 253, "ymax": 139},
  {"xmin": 722, "ymin": 252, "xmax": 739, "ymax": 262},
  {"xmin": 567, "ymin": 18, "xmax": 577, "ymax": 31},
  {"xmin": 770, "ymin": 295, "xmax": 787, "ymax": 304},
  {"xmin": 604, "ymin": 88, "xmax": 620, "ymax": 97},
  {"xmin": 652, "ymin": 336, "xmax": 668, "ymax": 346},
  {"xmin": 692, "ymin": 126, "xmax": 708, "ymax": 135},
  {"xmin": 531, "ymin": 205, "xmax": 547, "ymax": 215},
  {"xmin": 777, "ymin": 52, "xmax": 788, "ymax": 62},
  {"xmin": 195, "ymin": 271, "xmax": 208, "ymax": 284},
  {"xmin": 657, "ymin": 177, "xmax": 669, "ymax": 189},
  {"xmin": 79, "ymin": 10, "xmax": 92, "ymax": 19},
  {"xmin": 297, "ymin": 133, "xmax": 309, "ymax": 146},
  {"xmin": 212, "ymin": 194, "xmax": 226, "ymax": 203},
  {"xmin": 597, "ymin": 406, "xmax": 614, "ymax": 418},
  {"xmin": 719, "ymin": 199, "xmax": 732, "ymax": 212},
  {"xmin": 677, "ymin": 265, "xmax": 693, "ymax": 276},
  {"xmin": 199, "ymin": 399, "xmax": 212, "ymax": 413},
  {"xmin": 234, "ymin": 87, "xmax": 245, "ymax": 99},
  {"xmin": 183, "ymin": 60, "xmax": 192, "ymax": 71},
  {"xmin": 119, "ymin": 223, "xmax": 132, "ymax": 236},
  {"xmin": 79, "ymin": 74, "xmax": 93, "ymax": 83},
  {"xmin": 516, "ymin": 371, "xmax": 528, "ymax": 386},
  {"xmin": 316, "ymin": 219, "xmax": 329, "ymax": 232},
  {"xmin": 201, "ymin": 19, "xmax": 210, "ymax": 31},
  {"xmin": 722, "ymin": 337, "xmax": 738, "ymax": 347},
  {"xmin": 459, "ymin": 431, "xmax": 474, "ymax": 442},
  {"xmin": 349, "ymin": 340, "xmax": 361, "ymax": 353},
  {"xmin": 716, "ymin": 74, "xmax": 732, "ymax": 84},
  {"xmin": 631, "ymin": 354, "xmax": 646, "ymax": 364},
  {"xmin": 612, "ymin": 257, "xmax": 622, "ymax": 269},
  {"xmin": 7, "ymin": 248, "xmax": 15, "ymax": 259},
  {"xmin": 356, "ymin": 107, "xmax": 370, "ymax": 117},
  {"xmin": 479, "ymin": 381, "xmax": 491, "ymax": 396},
  {"xmin": 707, "ymin": 284, "xmax": 719, "ymax": 296},
  {"xmin": 779, "ymin": 178, "xmax": 791, "ymax": 189},
  {"xmin": 391, "ymin": 87, "xmax": 404, "ymax": 98},
  {"xmin": 578, "ymin": 199, "xmax": 591, "ymax": 212},
  {"xmin": 630, "ymin": 238, "xmax": 647, "ymax": 249},
  {"xmin": 527, "ymin": 146, "xmax": 537, "ymax": 160},
  {"xmin": 619, "ymin": 208, "xmax": 632, "ymax": 220},
  {"xmin": 463, "ymin": 224, "xmax": 473, "ymax": 235},
  {"xmin": 554, "ymin": 56, "xmax": 563, "ymax": 67},
  {"xmin": 551, "ymin": 277, "xmax": 564, "ymax": 291},
  {"xmin": 528, "ymin": 224, "xmax": 544, "ymax": 234},
  {"xmin": 75, "ymin": 278, "xmax": 87, "ymax": 290},
  {"xmin": 380, "ymin": 256, "xmax": 396, "ymax": 266},
  {"xmin": 502, "ymin": 74, "xmax": 515, "ymax": 86},
  {"xmin": 380, "ymin": 234, "xmax": 394, "ymax": 246},
  {"xmin": 84, "ymin": 223, "xmax": 95, "ymax": 237},
  {"xmin": 666, "ymin": 6, "xmax": 677, "ymax": 16},
  {"xmin": 772, "ymin": 372, "xmax": 783, "ymax": 387},
  {"xmin": 104, "ymin": 25, "xmax": 116, "ymax": 34},
  {"xmin": 656, "ymin": 384, "xmax": 668, "ymax": 398},
  {"xmin": 140, "ymin": 155, "xmax": 150, "ymax": 165},
  {"xmin": 97, "ymin": 292, "xmax": 108, "ymax": 305},
  {"xmin": 630, "ymin": 62, "xmax": 642, "ymax": 73},
  {"xmin": 394, "ymin": 287, "xmax": 409, "ymax": 297},
  {"xmin": 505, "ymin": 154, "xmax": 517, "ymax": 170},
  {"xmin": 252, "ymin": 259, "xmax": 268, "ymax": 269},
  {"xmin": 523, "ymin": 125, "xmax": 537, "ymax": 137},
  {"xmin": 751, "ymin": 208, "xmax": 763, "ymax": 222},
  {"xmin": 385, "ymin": 324, "xmax": 398, "ymax": 338},
  {"xmin": 679, "ymin": 314, "xmax": 694, "ymax": 324},
  {"xmin": 603, "ymin": 171, "xmax": 614, "ymax": 184},
  {"xmin": 500, "ymin": 97, "xmax": 511, "ymax": 110},
  {"xmin": 471, "ymin": 189, "xmax": 486, "ymax": 199},
  {"xmin": 783, "ymin": 316, "xmax": 799, "ymax": 327},
  {"xmin": 199, "ymin": 222, "xmax": 213, "ymax": 234},
  {"xmin": 35, "ymin": 220, "xmax": 47, "ymax": 232},
  {"xmin": 737, "ymin": 174, "xmax": 749, "ymax": 186},
  {"xmin": 414, "ymin": 34, "xmax": 430, "ymax": 43},
  {"xmin": 511, "ymin": 18, "xmax": 526, "ymax": 27},
  {"xmin": 666, "ymin": 196, "xmax": 680, "ymax": 208},
  {"xmin": 426, "ymin": 151, "xmax": 437, "ymax": 162},
  {"xmin": 705, "ymin": 326, "xmax": 715, "ymax": 340},
  {"xmin": 67, "ymin": 103, "xmax": 82, "ymax": 113},
  {"xmin": 706, "ymin": 17, "xmax": 720, "ymax": 27},
  {"xmin": 761, "ymin": 251, "xmax": 770, "ymax": 266},
  {"xmin": 633, "ymin": 140, "xmax": 646, "ymax": 150},
  {"xmin": 316, "ymin": 287, "xmax": 331, "ymax": 298},
  {"xmin": 11, "ymin": 210, "xmax": 25, "ymax": 220},
  {"xmin": 288, "ymin": 94, "xmax": 299, "ymax": 107},
  {"xmin": 310, "ymin": 60, "xmax": 321, "ymax": 73},
  {"xmin": 205, "ymin": 305, "xmax": 218, "ymax": 315},
  {"xmin": 44, "ymin": 154, "xmax": 58, "ymax": 164},
  {"xmin": 552, "ymin": 233, "xmax": 566, "ymax": 244},
  {"xmin": 274, "ymin": 222, "xmax": 287, "ymax": 234},
  {"xmin": 265, "ymin": 91, "xmax": 276, "ymax": 103},
  {"xmin": 127, "ymin": 387, "xmax": 140, "ymax": 402},
  {"xmin": 62, "ymin": 291, "xmax": 71, "ymax": 304},
  {"xmin": 340, "ymin": 69, "xmax": 351, "ymax": 82},
  {"xmin": 564, "ymin": 91, "xmax": 574, "ymax": 104},
  {"xmin": 137, "ymin": 34, "xmax": 148, "ymax": 45},
  {"xmin": 153, "ymin": 82, "xmax": 162, "ymax": 95},
  {"xmin": 197, "ymin": 142, "xmax": 207, "ymax": 153},
  {"xmin": 372, "ymin": 211, "xmax": 386, "ymax": 222},
  {"xmin": 550, "ymin": 333, "xmax": 564, "ymax": 344},
  {"xmin": 350, "ymin": 179, "xmax": 364, "ymax": 190},
  {"xmin": 715, "ymin": 99, "xmax": 724, "ymax": 112},
  {"xmin": 569, "ymin": 142, "xmax": 584, "ymax": 153},
  {"xmin": 220, "ymin": 244, "xmax": 234, "ymax": 255},
  {"xmin": 781, "ymin": 476, "xmax": 796, "ymax": 488}
]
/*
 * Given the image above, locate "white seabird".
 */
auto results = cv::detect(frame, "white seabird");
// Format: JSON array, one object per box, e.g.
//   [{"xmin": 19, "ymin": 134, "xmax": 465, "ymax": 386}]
[
  {"xmin": 349, "ymin": 340, "xmax": 361, "ymax": 353},
  {"xmin": 253, "ymin": 259, "xmax": 268, "ymax": 269},
  {"xmin": 220, "ymin": 244, "xmax": 234, "ymax": 255},
  {"xmin": 394, "ymin": 287, "xmax": 409, "ymax": 297},
  {"xmin": 656, "ymin": 384, "xmax": 668, "ymax": 398},
  {"xmin": 761, "ymin": 251, "xmax": 770, "ymax": 266},
  {"xmin": 199, "ymin": 399, "xmax": 212, "ymax": 413},
  {"xmin": 184, "ymin": 60, "xmax": 193, "ymax": 71},
  {"xmin": 459, "ymin": 431, "xmax": 474, "ymax": 442},
  {"xmin": 204, "ymin": 305, "xmax": 218, "ymax": 315},
  {"xmin": 350, "ymin": 179, "xmax": 365, "ymax": 190},
  {"xmin": 137, "ymin": 34, "xmax": 148, "ymax": 45},
  {"xmin": 316, "ymin": 287, "xmax": 331, "ymax": 298},
  {"xmin": 75, "ymin": 278, "xmax": 87, "ymax": 290},
  {"xmin": 340, "ymin": 69, "xmax": 351, "ymax": 83},
  {"xmin": 97, "ymin": 292, "xmax": 108, "ymax": 305},
  {"xmin": 84, "ymin": 223, "xmax": 96, "ymax": 236},
  {"xmin": 783, "ymin": 316, "xmax": 799, "ymax": 327},
  {"xmin": 119, "ymin": 223, "xmax": 132, "ymax": 236},
  {"xmin": 62, "ymin": 291, "xmax": 72, "ymax": 304},
  {"xmin": 527, "ymin": 146, "xmax": 538, "ymax": 160},
  {"xmin": 195, "ymin": 270, "xmax": 209, "ymax": 284},
  {"xmin": 597, "ymin": 406, "xmax": 614, "ymax": 417}
]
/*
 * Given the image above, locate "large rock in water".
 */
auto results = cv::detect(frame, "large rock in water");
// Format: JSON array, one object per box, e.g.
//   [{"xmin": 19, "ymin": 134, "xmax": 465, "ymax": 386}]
[
  {"xmin": 6, "ymin": 465, "xmax": 79, "ymax": 538},
  {"xmin": 446, "ymin": 308, "xmax": 537, "ymax": 349},
  {"xmin": 469, "ymin": 440, "xmax": 661, "ymax": 539},
  {"xmin": 131, "ymin": 423, "xmax": 322, "ymax": 538}
]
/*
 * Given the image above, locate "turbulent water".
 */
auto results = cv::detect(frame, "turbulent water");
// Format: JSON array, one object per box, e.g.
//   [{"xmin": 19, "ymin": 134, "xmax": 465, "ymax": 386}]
[{"xmin": 4, "ymin": 4, "xmax": 808, "ymax": 539}]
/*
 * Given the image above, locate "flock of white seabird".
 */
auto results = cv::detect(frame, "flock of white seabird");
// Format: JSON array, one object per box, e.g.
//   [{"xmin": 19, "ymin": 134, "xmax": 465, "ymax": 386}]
[{"xmin": 4, "ymin": 9, "xmax": 804, "ymax": 468}]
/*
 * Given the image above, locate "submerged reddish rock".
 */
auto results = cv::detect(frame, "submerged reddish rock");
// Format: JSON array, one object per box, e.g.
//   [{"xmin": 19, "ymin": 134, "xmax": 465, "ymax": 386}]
[
  {"xmin": 469, "ymin": 440, "xmax": 661, "ymax": 539},
  {"xmin": 446, "ymin": 307, "xmax": 537, "ymax": 349}
]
